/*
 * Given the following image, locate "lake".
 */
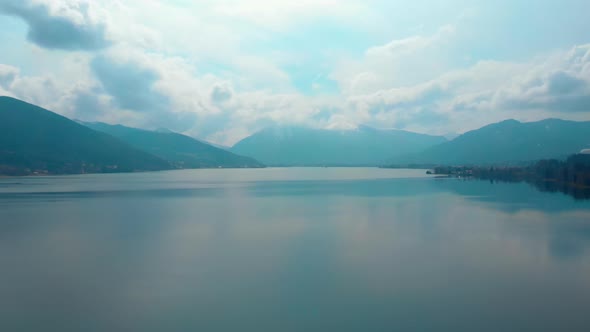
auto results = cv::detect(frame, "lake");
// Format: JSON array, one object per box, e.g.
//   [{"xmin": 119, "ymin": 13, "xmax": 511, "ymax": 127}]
[{"xmin": 1, "ymin": 168, "xmax": 590, "ymax": 332}]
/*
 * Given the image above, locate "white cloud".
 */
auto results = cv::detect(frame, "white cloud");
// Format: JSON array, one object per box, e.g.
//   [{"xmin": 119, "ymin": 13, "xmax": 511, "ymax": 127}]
[
  {"xmin": 0, "ymin": 0, "xmax": 110, "ymax": 50},
  {"xmin": 1, "ymin": 1, "xmax": 590, "ymax": 145},
  {"xmin": 0, "ymin": 64, "xmax": 20, "ymax": 89},
  {"xmin": 2, "ymin": 42, "xmax": 589, "ymax": 145},
  {"xmin": 366, "ymin": 25, "xmax": 455, "ymax": 58},
  {"xmin": 337, "ymin": 44, "xmax": 590, "ymax": 135},
  {"xmin": 333, "ymin": 24, "xmax": 458, "ymax": 94}
]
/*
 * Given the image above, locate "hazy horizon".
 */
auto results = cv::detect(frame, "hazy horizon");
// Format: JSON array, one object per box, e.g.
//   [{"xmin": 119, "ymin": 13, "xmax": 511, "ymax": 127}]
[
  {"xmin": 1, "ymin": 3, "xmax": 590, "ymax": 329},
  {"xmin": 1, "ymin": 0, "xmax": 590, "ymax": 145},
  {"xmin": 81, "ymin": 116, "xmax": 590, "ymax": 145}
]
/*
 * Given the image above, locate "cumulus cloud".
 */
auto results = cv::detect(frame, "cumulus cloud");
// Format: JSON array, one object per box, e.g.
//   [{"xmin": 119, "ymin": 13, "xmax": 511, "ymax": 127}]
[
  {"xmin": 488, "ymin": 46, "xmax": 590, "ymax": 113},
  {"xmin": 0, "ymin": 65, "xmax": 18, "ymax": 97},
  {"xmin": 90, "ymin": 55, "xmax": 165, "ymax": 112},
  {"xmin": 0, "ymin": 64, "xmax": 19, "ymax": 89},
  {"xmin": 333, "ymin": 24, "xmax": 458, "ymax": 94},
  {"xmin": 0, "ymin": 0, "xmax": 110, "ymax": 50},
  {"xmin": 349, "ymin": 82, "xmax": 449, "ymax": 113},
  {"xmin": 80, "ymin": 47, "xmax": 336, "ymax": 144},
  {"xmin": 3, "ymin": 43, "xmax": 588, "ymax": 144},
  {"xmin": 64, "ymin": 88, "xmax": 111, "ymax": 120},
  {"xmin": 210, "ymin": 83, "xmax": 233, "ymax": 104},
  {"xmin": 496, "ymin": 71, "xmax": 590, "ymax": 113},
  {"xmin": 6, "ymin": 72, "xmax": 63, "ymax": 108},
  {"xmin": 89, "ymin": 52, "xmax": 209, "ymax": 132},
  {"xmin": 2, "ymin": 1, "xmax": 590, "ymax": 145},
  {"xmin": 345, "ymin": 81, "xmax": 451, "ymax": 131},
  {"xmin": 0, "ymin": 60, "xmax": 112, "ymax": 122},
  {"xmin": 207, "ymin": 43, "xmax": 589, "ymax": 141},
  {"xmin": 332, "ymin": 44, "xmax": 590, "ymax": 134}
]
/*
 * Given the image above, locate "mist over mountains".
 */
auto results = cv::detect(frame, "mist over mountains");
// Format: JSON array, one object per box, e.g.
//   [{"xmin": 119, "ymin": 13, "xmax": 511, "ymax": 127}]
[
  {"xmin": 389, "ymin": 119, "xmax": 590, "ymax": 165},
  {"xmin": 1, "ymin": 96, "xmax": 589, "ymax": 175},
  {"xmin": 82, "ymin": 122, "xmax": 264, "ymax": 169},
  {"xmin": 231, "ymin": 126, "xmax": 447, "ymax": 166},
  {"xmin": 0, "ymin": 97, "xmax": 262, "ymax": 175},
  {"xmin": 230, "ymin": 120, "xmax": 590, "ymax": 167}
]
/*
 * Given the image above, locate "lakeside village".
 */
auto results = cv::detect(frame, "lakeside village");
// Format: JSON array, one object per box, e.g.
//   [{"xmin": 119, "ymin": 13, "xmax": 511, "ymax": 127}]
[{"xmin": 428, "ymin": 151, "xmax": 590, "ymax": 199}]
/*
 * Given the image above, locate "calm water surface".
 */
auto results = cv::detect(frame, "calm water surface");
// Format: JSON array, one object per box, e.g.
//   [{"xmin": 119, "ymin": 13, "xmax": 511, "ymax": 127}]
[{"xmin": 1, "ymin": 168, "xmax": 589, "ymax": 332}]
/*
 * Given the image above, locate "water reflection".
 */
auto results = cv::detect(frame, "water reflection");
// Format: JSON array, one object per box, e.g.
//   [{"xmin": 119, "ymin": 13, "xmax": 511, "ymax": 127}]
[
  {"xmin": 0, "ymin": 169, "xmax": 589, "ymax": 332},
  {"xmin": 435, "ymin": 178, "xmax": 590, "ymax": 260},
  {"xmin": 530, "ymin": 180, "xmax": 590, "ymax": 200}
]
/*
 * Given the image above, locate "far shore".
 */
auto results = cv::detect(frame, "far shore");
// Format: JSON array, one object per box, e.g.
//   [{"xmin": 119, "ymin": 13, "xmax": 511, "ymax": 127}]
[{"xmin": 0, "ymin": 166, "xmax": 431, "ymax": 178}]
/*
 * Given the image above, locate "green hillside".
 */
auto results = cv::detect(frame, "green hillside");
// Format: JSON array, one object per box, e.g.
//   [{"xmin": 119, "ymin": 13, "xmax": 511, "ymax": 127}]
[
  {"xmin": 0, "ymin": 97, "xmax": 171, "ymax": 175},
  {"xmin": 391, "ymin": 119, "xmax": 590, "ymax": 165},
  {"xmin": 83, "ymin": 122, "xmax": 264, "ymax": 168}
]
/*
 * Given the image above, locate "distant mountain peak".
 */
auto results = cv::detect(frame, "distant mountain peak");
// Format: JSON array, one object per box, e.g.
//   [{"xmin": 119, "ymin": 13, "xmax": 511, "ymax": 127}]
[
  {"xmin": 231, "ymin": 125, "xmax": 447, "ymax": 166},
  {"xmin": 325, "ymin": 121, "xmax": 359, "ymax": 131},
  {"xmin": 498, "ymin": 119, "xmax": 521, "ymax": 124},
  {"xmin": 389, "ymin": 118, "xmax": 590, "ymax": 166}
]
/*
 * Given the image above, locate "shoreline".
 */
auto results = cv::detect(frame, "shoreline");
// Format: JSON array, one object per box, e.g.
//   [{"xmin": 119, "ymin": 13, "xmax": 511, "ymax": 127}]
[{"xmin": 0, "ymin": 166, "xmax": 427, "ymax": 179}]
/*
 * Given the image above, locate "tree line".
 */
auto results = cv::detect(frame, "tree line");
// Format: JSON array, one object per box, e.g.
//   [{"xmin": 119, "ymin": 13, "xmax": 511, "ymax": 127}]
[{"xmin": 432, "ymin": 153, "xmax": 590, "ymax": 199}]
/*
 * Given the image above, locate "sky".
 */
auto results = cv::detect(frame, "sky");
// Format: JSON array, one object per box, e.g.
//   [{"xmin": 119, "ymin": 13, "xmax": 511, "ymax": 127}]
[{"xmin": 0, "ymin": 0, "xmax": 589, "ymax": 145}]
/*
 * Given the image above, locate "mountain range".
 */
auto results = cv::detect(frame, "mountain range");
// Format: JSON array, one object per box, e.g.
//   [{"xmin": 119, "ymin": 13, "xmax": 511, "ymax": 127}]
[
  {"xmin": 0, "ymin": 97, "xmax": 262, "ymax": 175},
  {"xmin": 0, "ymin": 96, "xmax": 170, "ymax": 175},
  {"xmin": 230, "ymin": 125, "xmax": 448, "ymax": 166},
  {"xmin": 82, "ymin": 122, "xmax": 263, "ymax": 168},
  {"xmin": 2, "ymin": 96, "xmax": 589, "ymax": 175},
  {"xmin": 389, "ymin": 119, "xmax": 590, "ymax": 165}
]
